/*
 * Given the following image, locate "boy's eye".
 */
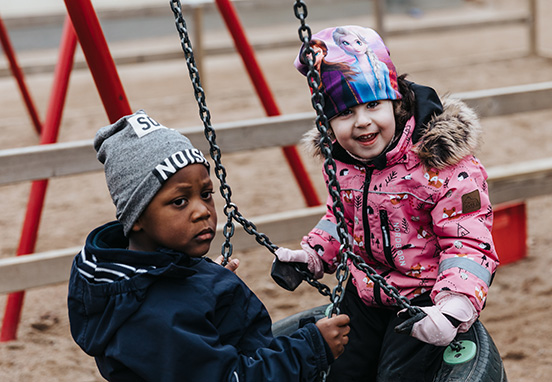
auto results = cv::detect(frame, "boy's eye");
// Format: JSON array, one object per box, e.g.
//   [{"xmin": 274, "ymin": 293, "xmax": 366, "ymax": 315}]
[
  {"xmin": 202, "ymin": 190, "xmax": 215, "ymax": 200},
  {"xmin": 173, "ymin": 198, "xmax": 188, "ymax": 207}
]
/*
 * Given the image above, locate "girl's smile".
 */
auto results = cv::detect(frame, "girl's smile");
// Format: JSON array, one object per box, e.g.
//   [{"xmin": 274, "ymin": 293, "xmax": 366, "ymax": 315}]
[{"xmin": 355, "ymin": 132, "xmax": 378, "ymax": 145}]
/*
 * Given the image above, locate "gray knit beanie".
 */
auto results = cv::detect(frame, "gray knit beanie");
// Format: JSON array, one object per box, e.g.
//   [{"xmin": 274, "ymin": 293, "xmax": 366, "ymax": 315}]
[{"xmin": 94, "ymin": 110, "xmax": 209, "ymax": 236}]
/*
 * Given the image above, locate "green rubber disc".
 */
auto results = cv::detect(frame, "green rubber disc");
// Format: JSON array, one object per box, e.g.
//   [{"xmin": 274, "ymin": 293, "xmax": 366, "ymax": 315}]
[
  {"xmin": 443, "ymin": 340, "xmax": 477, "ymax": 365},
  {"xmin": 324, "ymin": 304, "xmax": 334, "ymax": 317}
]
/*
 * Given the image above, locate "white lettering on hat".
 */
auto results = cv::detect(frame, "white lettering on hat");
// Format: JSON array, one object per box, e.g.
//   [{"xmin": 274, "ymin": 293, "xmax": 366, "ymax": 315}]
[
  {"xmin": 153, "ymin": 149, "xmax": 208, "ymax": 182},
  {"xmin": 128, "ymin": 113, "xmax": 167, "ymax": 138}
]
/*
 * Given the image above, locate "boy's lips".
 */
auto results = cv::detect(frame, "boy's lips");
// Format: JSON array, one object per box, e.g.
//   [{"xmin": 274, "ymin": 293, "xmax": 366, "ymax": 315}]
[{"xmin": 195, "ymin": 228, "xmax": 215, "ymax": 241}]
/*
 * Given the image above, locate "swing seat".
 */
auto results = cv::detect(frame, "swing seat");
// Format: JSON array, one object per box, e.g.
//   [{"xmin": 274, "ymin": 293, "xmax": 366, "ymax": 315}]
[{"xmin": 272, "ymin": 305, "xmax": 508, "ymax": 382}]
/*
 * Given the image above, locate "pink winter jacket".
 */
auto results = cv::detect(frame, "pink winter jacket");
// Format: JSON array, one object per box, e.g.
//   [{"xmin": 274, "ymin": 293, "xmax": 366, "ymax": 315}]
[{"xmin": 302, "ymin": 95, "xmax": 498, "ymax": 314}]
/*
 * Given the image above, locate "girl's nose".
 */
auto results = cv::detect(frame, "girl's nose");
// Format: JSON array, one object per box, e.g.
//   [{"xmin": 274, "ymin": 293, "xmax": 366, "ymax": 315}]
[{"xmin": 354, "ymin": 109, "xmax": 372, "ymax": 128}]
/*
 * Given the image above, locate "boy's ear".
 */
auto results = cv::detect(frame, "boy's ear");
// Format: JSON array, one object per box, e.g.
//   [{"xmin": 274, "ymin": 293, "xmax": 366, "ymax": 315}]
[{"xmin": 131, "ymin": 218, "xmax": 143, "ymax": 233}]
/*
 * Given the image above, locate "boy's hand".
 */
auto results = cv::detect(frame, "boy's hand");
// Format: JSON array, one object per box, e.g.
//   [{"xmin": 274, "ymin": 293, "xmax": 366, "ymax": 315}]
[
  {"xmin": 214, "ymin": 255, "xmax": 240, "ymax": 273},
  {"xmin": 315, "ymin": 314, "xmax": 350, "ymax": 359}
]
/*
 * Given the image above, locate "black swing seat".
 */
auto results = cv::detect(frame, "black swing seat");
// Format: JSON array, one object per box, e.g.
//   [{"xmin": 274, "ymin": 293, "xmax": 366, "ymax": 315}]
[{"xmin": 272, "ymin": 305, "xmax": 508, "ymax": 382}]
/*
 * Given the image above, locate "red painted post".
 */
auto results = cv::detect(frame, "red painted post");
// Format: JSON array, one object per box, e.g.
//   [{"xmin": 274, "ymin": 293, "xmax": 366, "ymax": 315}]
[
  {"xmin": 214, "ymin": 0, "xmax": 321, "ymax": 207},
  {"xmin": 63, "ymin": 0, "xmax": 132, "ymax": 122},
  {"xmin": 0, "ymin": 15, "xmax": 42, "ymax": 134},
  {"xmin": 0, "ymin": 17, "xmax": 78, "ymax": 342}
]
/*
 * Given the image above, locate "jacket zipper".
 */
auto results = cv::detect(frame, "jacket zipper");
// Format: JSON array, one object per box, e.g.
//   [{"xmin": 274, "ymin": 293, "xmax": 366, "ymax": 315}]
[
  {"xmin": 380, "ymin": 210, "xmax": 396, "ymax": 268},
  {"xmin": 362, "ymin": 168, "xmax": 376, "ymax": 263}
]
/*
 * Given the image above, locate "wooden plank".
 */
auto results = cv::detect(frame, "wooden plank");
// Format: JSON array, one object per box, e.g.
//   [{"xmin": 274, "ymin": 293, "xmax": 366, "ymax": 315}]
[
  {"xmin": 386, "ymin": 10, "xmax": 530, "ymax": 37},
  {"xmin": 487, "ymin": 157, "xmax": 552, "ymax": 204},
  {"xmin": 453, "ymin": 81, "xmax": 552, "ymax": 119},
  {"xmin": 0, "ymin": 140, "xmax": 101, "ymax": 185},
  {"xmin": 0, "ymin": 247, "xmax": 80, "ymax": 294},
  {"xmin": 208, "ymin": 206, "xmax": 326, "ymax": 257},
  {"xmin": 3, "ymin": 81, "xmax": 552, "ymax": 186},
  {"xmin": 0, "ymin": 206, "xmax": 325, "ymax": 294},
  {"xmin": 0, "ymin": 112, "xmax": 314, "ymax": 186},
  {"xmin": 4, "ymin": 154, "xmax": 552, "ymax": 294}
]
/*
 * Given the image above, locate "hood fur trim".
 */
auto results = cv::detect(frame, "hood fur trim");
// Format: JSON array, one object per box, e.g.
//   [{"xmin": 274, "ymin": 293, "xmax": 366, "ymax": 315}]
[
  {"xmin": 415, "ymin": 96, "xmax": 482, "ymax": 169},
  {"xmin": 302, "ymin": 96, "xmax": 481, "ymax": 170}
]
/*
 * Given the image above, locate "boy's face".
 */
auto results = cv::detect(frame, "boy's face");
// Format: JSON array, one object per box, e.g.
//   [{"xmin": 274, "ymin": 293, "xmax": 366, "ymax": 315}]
[
  {"xmin": 330, "ymin": 100, "xmax": 396, "ymax": 160},
  {"xmin": 131, "ymin": 164, "xmax": 216, "ymax": 257}
]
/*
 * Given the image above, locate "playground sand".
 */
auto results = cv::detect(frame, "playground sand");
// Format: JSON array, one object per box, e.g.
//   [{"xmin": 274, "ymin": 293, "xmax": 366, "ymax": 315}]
[{"xmin": 1, "ymin": 0, "xmax": 552, "ymax": 380}]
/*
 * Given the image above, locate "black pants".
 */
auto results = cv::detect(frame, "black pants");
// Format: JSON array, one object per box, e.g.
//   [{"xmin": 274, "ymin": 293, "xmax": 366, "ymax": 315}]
[{"xmin": 326, "ymin": 279, "xmax": 445, "ymax": 382}]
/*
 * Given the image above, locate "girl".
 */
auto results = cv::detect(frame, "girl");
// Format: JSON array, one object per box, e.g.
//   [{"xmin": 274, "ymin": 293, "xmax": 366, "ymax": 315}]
[{"xmin": 279, "ymin": 26, "xmax": 499, "ymax": 381}]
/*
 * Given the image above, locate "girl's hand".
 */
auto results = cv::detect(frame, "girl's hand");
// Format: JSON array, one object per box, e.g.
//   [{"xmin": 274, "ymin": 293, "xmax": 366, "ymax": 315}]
[
  {"xmin": 396, "ymin": 292, "xmax": 478, "ymax": 347},
  {"xmin": 214, "ymin": 255, "xmax": 240, "ymax": 273},
  {"xmin": 316, "ymin": 314, "xmax": 350, "ymax": 359}
]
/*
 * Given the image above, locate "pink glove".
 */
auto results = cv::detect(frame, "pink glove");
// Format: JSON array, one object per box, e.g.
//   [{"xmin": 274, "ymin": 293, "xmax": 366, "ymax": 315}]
[
  {"xmin": 275, "ymin": 245, "xmax": 325, "ymax": 279},
  {"xmin": 409, "ymin": 292, "xmax": 478, "ymax": 347}
]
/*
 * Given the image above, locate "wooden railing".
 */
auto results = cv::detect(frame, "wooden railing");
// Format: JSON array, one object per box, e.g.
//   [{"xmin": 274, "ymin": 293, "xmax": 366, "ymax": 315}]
[{"xmin": 1, "ymin": 81, "xmax": 551, "ymax": 294}]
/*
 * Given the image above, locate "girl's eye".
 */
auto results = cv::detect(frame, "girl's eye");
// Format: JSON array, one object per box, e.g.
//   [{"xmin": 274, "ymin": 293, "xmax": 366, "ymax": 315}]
[
  {"xmin": 366, "ymin": 101, "xmax": 380, "ymax": 109},
  {"xmin": 338, "ymin": 109, "xmax": 352, "ymax": 117}
]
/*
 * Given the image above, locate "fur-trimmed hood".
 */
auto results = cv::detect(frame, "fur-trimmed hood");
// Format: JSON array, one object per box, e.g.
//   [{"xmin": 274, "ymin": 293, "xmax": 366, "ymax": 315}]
[{"xmin": 302, "ymin": 90, "xmax": 482, "ymax": 171}]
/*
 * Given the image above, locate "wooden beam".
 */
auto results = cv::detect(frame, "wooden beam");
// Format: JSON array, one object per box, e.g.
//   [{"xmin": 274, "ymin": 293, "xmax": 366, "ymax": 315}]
[
  {"xmin": 3, "ymin": 81, "xmax": 552, "ymax": 186},
  {"xmin": 0, "ymin": 247, "xmax": 80, "ymax": 294},
  {"xmin": 0, "ymin": 206, "xmax": 325, "ymax": 294},
  {"xmin": 386, "ymin": 10, "xmax": 530, "ymax": 38},
  {"xmin": 487, "ymin": 157, "xmax": 552, "ymax": 204},
  {"xmin": 4, "ymin": 154, "xmax": 552, "ymax": 294},
  {"xmin": 0, "ymin": 112, "xmax": 314, "ymax": 185},
  {"xmin": 453, "ymin": 81, "xmax": 552, "ymax": 119}
]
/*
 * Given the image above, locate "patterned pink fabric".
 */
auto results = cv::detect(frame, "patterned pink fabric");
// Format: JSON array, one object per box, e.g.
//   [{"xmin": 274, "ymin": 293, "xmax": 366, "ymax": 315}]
[{"xmin": 302, "ymin": 117, "xmax": 498, "ymax": 313}]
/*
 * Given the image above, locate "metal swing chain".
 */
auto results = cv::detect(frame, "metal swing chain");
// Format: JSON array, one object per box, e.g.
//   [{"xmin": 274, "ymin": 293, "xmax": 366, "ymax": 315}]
[
  {"xmin": 169, "ymin": 0, "xmax": 335, "ymax": 297},
  {"xmin": 170, "ymin": 0, "xmax": 236, "ymax": 265},
  {"xmin": 293, "ymin": 0, "xmax": 421, "ymax": 317}
]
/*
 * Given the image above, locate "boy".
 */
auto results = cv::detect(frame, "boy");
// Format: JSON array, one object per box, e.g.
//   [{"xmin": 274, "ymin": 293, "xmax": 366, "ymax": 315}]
[{"xmin": 67, "ymin": 110, "xmax": 349, "ymax": 381}]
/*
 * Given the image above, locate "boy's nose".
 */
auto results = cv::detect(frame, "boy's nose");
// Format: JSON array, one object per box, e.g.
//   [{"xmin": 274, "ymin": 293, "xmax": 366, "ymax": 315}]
[{"xmin": 191, "ymin": 201, "xmax": 212, "ymax": 221}]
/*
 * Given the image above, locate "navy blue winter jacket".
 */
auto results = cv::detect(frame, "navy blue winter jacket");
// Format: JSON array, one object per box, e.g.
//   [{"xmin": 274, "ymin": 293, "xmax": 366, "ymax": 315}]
[{"xmin": 68, "ymin": 221, "xmax": 332, "ymax": 381}]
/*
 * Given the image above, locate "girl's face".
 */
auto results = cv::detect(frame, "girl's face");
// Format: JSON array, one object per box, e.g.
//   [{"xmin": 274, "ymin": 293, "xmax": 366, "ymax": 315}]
[
  {"xmin": 330, "ymin": 100, "xmax": 396, "ymax": 160},
  {"xmin": 338, "ymin": 34, "xmax": 366, "ymax": 56}
]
